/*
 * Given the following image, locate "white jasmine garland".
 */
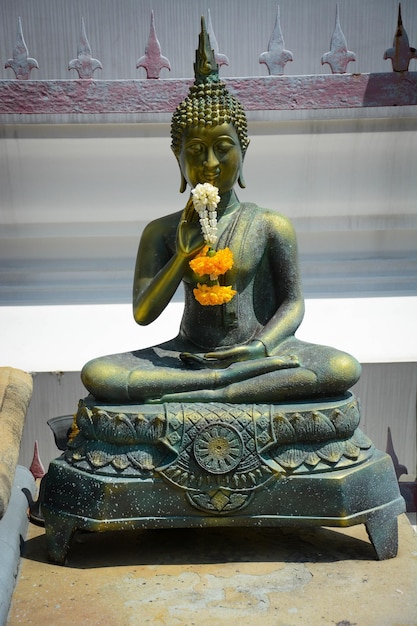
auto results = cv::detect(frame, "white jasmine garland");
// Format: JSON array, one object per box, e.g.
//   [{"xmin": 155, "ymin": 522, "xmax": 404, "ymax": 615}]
[
  {"xmin": 189, "ymin": 183, "xmax": 236, "ymax": 306},
  {"xmin": 191, "ymin": 183, "xmax": 220, "ymax": 245}
]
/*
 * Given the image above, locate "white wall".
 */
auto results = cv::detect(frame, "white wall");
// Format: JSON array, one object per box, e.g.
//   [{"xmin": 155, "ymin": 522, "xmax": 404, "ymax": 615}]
[{"xmin": 1, "ymin": 117, "xmax": 416, "ymax": 305}]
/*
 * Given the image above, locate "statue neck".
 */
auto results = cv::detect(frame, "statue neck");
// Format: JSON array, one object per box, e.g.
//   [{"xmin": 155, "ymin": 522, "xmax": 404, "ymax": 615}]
[{"xmin": 218, "ymin": 190, "xmax": 240, "ymax": 217}]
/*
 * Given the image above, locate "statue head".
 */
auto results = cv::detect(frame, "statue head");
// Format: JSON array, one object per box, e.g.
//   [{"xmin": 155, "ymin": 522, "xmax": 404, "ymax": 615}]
[{"xmin": 171, "ymin": 17, "xmax": 249, "ymax": 192}]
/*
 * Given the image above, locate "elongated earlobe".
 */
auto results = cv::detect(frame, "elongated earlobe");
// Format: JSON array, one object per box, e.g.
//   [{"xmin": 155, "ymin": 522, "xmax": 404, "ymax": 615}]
[
  {"xmin": 238, "ymin": 171, "xmax": 246, "ymax": 189},
  {"xmin": 179, "ymin": 173, "xmax": 187, "ymax": 193},
  {"xmin": 238, "ymin": 143, "xmax": 249, "ymax": 188}
]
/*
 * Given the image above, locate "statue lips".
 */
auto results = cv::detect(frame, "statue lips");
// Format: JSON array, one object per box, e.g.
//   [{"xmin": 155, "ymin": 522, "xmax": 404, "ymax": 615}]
[{"xmin": 202, "ymin": 170, "xmax": 220, "ymax": 185}]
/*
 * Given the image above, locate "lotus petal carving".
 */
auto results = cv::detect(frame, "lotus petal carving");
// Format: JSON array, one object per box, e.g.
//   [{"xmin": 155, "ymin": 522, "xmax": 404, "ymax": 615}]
[
  {"xmin": 331, "ymin": 401, "xmax": 360, "ymax": 437},
  {"xmin": 92, "ymin": 410, "xmax": 137, "ymax": 444},
  {"xmin": 132, "ymin": 413, "xmax": 165, "ymax": 442},
  {"xmin": 317, "ymin": 440, "xmax": 345, "ymax": 464},
  {"xmin": 271, "ymin": 412, "xmax": 296, "ymax": 443},
  {"xmin": 303, "ymin": 446, "xmax": 322, "ymax": 467},
  {"xmin": 86, "ymin": 447, "xmax": 113, "ymax": 468},
  {"xmin": 343, "ymin": 440, "xmax": 360, "ymax": 459},
  {"xmin": 351, "ymin": 429, "xmax": 373, "ymax": 449},
  {"xmin": 289, "ymin": 410, "xmax": 335, "ymax": 441},
  {"xmin": 276, "ymin": 445, "xmax": 308, "ymax": 468},
  {"xmin": 65, "ymin": 441, "xmax": 86, "ymax": 462},
  {"xmin": 76, "ymin": 405, "xmax": 96, "ymax": 440},
  {"xmin": 127, "ymin": 449, "xmax": 155, "ymax": 470},
  {"xmin": 112, "ymin": 455, "xmax": 131, "ymax": 470}
]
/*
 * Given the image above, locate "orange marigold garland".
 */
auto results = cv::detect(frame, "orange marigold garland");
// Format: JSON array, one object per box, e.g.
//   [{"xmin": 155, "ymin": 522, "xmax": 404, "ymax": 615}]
[
  {"xmin": 193, "ymin": 283, "xmax": 236, "ymax": 306},
  {"xmin": 189, "ymin": 183, "xmax": 236, "ymax": 306},
  {"xmin": 189, "ymin": 245, "xmax": 234, "ymax": 278}
]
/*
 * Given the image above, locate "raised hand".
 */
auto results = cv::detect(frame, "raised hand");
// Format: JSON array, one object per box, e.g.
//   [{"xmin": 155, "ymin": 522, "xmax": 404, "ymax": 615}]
[{"xmin": 176, "ymin": 198, "xmax": 205, "ymax": 259}]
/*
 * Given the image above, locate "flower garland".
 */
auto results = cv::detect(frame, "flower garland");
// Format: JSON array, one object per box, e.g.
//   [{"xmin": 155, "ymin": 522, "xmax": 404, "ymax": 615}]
[{"xmin": 189, "ymin": 183, "xmax": 236, "ymax": 306}]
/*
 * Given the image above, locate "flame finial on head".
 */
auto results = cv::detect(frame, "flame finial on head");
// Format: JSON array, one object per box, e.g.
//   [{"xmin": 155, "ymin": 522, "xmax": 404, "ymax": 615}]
[{"xmin": 193, "ymin": 16, "xmax": 219, "ymax": 85}]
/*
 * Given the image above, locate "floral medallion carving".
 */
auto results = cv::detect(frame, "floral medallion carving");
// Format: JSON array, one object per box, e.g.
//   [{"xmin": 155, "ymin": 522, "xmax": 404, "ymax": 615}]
[
  {"xmin": 159, "ymin": 403, "xmax": 274, "ymax": 494},
  {"xmin": 193, "ymin": 423, "xmax": 244, "ymax": 474}
]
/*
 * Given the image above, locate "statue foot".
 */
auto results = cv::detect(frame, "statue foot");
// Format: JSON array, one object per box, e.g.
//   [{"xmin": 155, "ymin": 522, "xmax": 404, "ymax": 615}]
[
  {"xmin": 180, "ymin": 352, "xmax": 229, "ymax": 368},
  {"xmin": 180, "ymin": 352, "xmax": 300, "ymax": 371},
  {"xmin": 153, "ymin": 355, "xmax": 303, "ymax": 403},
  {"xmin": 218, "ymin": 355, "xmax": 300, "ymax": 386}
]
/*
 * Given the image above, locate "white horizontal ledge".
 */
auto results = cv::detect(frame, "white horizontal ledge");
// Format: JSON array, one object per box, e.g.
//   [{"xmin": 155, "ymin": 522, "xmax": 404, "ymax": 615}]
[
  {"xmin": 1, "ymin": 297, "xmax": 416, "ymax": 373},
  {"xmin": 0, "ymin": 73, "xmax": 416, "ymax": 116}
]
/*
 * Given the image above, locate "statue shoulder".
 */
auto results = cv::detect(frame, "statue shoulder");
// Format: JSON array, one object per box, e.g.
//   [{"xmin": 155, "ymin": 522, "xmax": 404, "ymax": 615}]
[
  {"xmin": 241, "ymin": 203, "xmax": 297, "ymax": 243},
  {"xmin": 142, "ymin": 210, "xmax": 182, "ymax": 240},
  {"xmin": 144, "ymin": 210, "xmax": 181, "ymax": 230}
]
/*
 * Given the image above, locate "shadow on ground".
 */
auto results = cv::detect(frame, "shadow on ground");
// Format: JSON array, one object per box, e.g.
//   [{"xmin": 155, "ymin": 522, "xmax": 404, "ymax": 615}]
[{"xmin": 23, "ymin": 524, "xmax": 375, "ymax": 569}]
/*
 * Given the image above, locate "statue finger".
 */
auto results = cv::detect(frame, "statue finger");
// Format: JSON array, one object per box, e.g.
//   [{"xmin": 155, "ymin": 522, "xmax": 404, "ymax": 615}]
[{"xmin": 180, "ymin": 352, "xmax": 206, "ymax": 367}]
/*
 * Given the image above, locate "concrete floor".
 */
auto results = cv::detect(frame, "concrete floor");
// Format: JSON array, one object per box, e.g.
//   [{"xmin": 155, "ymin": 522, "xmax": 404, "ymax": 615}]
[{"xmin": 7, "ymin": 514, "xmax": 417, "ymax": 626}]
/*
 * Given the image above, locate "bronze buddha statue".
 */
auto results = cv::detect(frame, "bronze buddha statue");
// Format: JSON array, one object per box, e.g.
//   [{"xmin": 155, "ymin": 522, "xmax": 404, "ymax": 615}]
[
  {"xmin": 41, "ymin": 19, "xmax": 404, "ymax": 565},
  {"xmin": 81, "ymin": 20, "xmax": 360, "ymax": 406}
]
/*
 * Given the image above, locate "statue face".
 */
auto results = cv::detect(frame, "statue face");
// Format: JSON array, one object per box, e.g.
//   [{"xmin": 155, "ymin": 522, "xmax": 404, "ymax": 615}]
[{"xmin": 179, "ymin": 123, "xmax": 243, "ymax": 195}]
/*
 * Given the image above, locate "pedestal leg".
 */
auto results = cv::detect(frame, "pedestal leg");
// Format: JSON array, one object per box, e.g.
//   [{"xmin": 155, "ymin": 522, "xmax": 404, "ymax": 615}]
[
  {"xmin": 44, "ymin": 510, "xmax": 77, "ymax": 564},
  {"xmin": 365, "ymin": 510, "xmax": 399, "ymax": 560}
]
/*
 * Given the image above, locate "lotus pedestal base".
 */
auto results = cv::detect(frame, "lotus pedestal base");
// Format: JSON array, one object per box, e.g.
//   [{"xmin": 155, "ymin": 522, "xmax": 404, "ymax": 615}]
[{"xmin": 42, "ymin": 395, "xmax": 405, "ymax": 564}]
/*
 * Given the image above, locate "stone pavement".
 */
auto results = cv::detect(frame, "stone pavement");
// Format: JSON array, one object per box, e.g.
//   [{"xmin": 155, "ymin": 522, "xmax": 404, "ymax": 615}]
[{"xmin": 7, "ymin": 514, "xmax": 417, "ymax": 626}]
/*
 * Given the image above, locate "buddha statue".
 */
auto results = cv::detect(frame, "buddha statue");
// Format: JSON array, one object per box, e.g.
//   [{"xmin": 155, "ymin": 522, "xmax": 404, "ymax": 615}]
[
  {"xmin": 42, "ymin": 20, "xmax": 404, "ymax": 566},
  {"xmin": 81, "ymin": 22, "xmax": 361, "ymax": 406}
]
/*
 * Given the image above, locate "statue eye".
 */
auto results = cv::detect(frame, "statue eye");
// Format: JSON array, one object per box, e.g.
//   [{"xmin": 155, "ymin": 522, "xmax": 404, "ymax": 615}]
[
  {"xmin": 186, "ymin": 142, "xmax": 204, "ymax": 156},
  {"xmin": 216, "ymin": 140, "xmax": 234, "ymax": 155}
]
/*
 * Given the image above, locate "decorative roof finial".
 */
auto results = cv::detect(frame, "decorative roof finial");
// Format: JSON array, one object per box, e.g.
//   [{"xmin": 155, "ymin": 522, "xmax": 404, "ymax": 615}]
[
  {"xmin": 321, "ymin": 4, "xmax": 356, "ymax": 74},
  {"xmin": 384, "ymin": 3, "xmax": 417, "ymax": 72},
  {"xmin": 68, "ymin": 17, "xmax": 102, "ymax": 79},
  {"xmin": 194, "ymin": 16, "xmax": 219, "ymax": 85},
  {"xmin": 5, "ymin": 17, "xmax": 39, "ymax": 79},
  {"xmin": 259, "ymin": 5, "xmax": 293, "ymax": 76},
  {"xmin": 136, "ymin": 10, "xmax": 171, "ymax": 79}
]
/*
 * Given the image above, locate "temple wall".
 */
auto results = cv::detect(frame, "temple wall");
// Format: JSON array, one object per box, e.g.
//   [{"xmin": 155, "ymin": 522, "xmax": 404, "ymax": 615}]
[{"xmin": 0, "ymin": 0, "xmax": 416, "ymax": 80}]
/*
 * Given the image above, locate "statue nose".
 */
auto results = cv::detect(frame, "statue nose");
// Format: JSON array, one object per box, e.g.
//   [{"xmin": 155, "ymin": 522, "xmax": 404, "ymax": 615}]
[{"xmin": 204, "ymin": 148, "xmax": 219, "ymax": 168}]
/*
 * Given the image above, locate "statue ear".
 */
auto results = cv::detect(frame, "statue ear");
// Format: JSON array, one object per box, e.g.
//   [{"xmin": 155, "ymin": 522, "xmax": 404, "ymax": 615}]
[
  {"xmin": 237, "ymin": 144, "xmax": 248, "ymax": 188},
  {"xmin": 172, "ymin": 148, "xmax": 187, "ymax": 193},
  {"xmin": 238, "ymin": 167, "xmax": 246, "ymax": 189},
  {"xmin": 179, "ymin": 173, "xmax": 187, "ymax": 193}
]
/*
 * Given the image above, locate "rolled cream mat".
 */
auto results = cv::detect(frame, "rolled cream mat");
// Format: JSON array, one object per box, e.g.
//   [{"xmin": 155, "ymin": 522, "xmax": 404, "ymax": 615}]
[
  {"xmin": 0, "ymin": 367, "xmax": 33, "ymax": 519},
  {"xmin": 0, "ymin": 465, "xmax": 35, "ymax": 626}
]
